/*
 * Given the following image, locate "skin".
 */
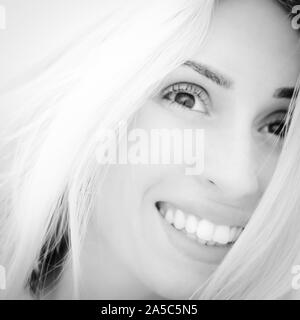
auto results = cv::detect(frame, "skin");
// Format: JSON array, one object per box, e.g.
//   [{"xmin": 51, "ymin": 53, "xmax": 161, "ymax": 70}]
[{"xmin": 53, "ymin": 0, "xmax": 300, "ymax": 299}]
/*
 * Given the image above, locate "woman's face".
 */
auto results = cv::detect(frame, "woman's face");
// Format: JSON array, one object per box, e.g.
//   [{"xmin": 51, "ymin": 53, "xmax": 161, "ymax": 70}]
[{"xmin": 88, "ymin": 0, "xmax": 300, "ymax": 298}]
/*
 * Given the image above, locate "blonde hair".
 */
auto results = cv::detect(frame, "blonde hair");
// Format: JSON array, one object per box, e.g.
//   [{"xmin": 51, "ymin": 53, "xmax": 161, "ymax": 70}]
[{"xmin": 0, "ymin": 0, "xmax": 299, "ymax": 299}]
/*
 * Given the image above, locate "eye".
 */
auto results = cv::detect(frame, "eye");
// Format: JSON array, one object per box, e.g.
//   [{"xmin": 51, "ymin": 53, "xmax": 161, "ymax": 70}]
[
  {"xmin": 259, "ymin": 111, "xmax": 288, "ymax": 139},
  {"xmin": 160, "ymin": 82, "xmax": 210, "ymax": 114}
]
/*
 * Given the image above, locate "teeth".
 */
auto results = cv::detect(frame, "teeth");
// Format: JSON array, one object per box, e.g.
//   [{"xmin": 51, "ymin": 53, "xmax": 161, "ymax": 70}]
[
  {"xmin": 157, "ymin": 202, "xmax": 244, "ymax": 246},
  {"xmin": 165, "ymin": 209, "xmax": 174, "ymax": 224},
  {"xmin": 230, "ymin": 226, "xmax": 243, "ymax": 243},
  {"xmin": 185, "ymin": 215, "xmax": 198, "ymax": 234},
  {"xmin": 213, "ymin": 225, "xmax": 230, "ymax": 245},
  {"xmin": 174, "ymin": 210, "xmax": 185, "ymax": 230},
  {"xmin": 196, "ymin": 219, "xmax": 214, "ymax": 241},
  {"xmin": 229, "ymin": 226, "xmax": 238, "ymax": 242}
]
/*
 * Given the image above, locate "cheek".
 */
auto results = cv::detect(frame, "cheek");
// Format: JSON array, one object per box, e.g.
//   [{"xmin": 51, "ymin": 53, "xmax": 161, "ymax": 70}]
[
  {"xmin": 255, "ymin": 147, "xmax": 281, "ymax": 192},
  {"xmin": 93, "ymin": 147, "xmax": 174, "ymax": 256},
  {"xmin": 93, "ymin": 100, "xmax": 180, "ymax": 246},
  {"xmin": 92, "ymin": 102, "xmax": 210, "ymax": 296}
]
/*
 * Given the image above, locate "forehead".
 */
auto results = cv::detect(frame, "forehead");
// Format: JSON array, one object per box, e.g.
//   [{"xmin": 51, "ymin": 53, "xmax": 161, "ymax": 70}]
[{"xmin": 192, "ymin": 0, "xmax": 300, "ymax": 90}]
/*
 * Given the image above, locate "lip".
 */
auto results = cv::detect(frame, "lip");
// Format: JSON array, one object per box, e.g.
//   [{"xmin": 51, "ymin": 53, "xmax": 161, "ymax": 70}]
[
  {"xmin": 155, "ymin": 199, "xmax": 248, "ymax": 228},
  {"xmin": 155, "ymin": 202, "xmax": 231, "ymax": 263}
]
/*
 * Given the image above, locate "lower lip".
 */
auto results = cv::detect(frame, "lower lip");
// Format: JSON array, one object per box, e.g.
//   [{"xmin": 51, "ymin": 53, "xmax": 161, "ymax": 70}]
[{"xmin": 156, "ymin": 206, "xmax": 232, "ymax": 264}]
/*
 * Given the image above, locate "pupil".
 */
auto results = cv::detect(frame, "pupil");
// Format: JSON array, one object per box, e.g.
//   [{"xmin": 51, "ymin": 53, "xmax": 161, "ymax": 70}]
[
  {"xmin": 271, "ymin": 122, "xmax": 284, "ymax": 135},
  {"xmin": 175, "ymin": 92, "xmax": 195, "ymax": 108}
]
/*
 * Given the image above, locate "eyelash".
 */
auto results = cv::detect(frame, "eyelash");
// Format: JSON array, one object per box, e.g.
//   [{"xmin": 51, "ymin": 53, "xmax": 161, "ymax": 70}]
[
  {"xmin": 160, "ymin": 82, "xmax": 210, "ymax": 114},
  {"xmin": 260, "ymin": 112, "xmax": 288, "ymax": 139},
  {"xmin": 160, "ymin": 82, "xmax": 288, "ymax": 140}
]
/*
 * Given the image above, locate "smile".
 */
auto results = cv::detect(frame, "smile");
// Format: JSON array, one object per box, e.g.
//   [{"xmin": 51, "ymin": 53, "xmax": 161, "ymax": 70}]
[{"xmin": 156, "ymin": 201, "xmax": 244, "ymax": 247}]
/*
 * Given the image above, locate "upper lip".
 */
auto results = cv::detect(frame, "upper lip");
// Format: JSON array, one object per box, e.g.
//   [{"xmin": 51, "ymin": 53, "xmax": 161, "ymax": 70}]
[{"xmin": 156, "ymin": 199, "xmax": 249, "ymax": 228}]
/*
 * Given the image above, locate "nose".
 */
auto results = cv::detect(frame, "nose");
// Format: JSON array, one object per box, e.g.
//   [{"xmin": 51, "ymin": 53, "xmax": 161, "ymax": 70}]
[{"xmin": 201, "ymin": 124, "xmax": 260, "ymax": 203}]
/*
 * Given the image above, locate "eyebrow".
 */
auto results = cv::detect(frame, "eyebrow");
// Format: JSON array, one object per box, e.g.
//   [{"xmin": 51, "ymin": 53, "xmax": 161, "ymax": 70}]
[
  {"xmin": 183, "ymin": 60, "xmax": 234, "ymax": 89},
  {"xmin": 273, "ymin": 87, "xmax": 295, "ymax": 99},
  {"xmin": 184, "ymin": 60, "xmax": 295, "ymax": 100}
]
